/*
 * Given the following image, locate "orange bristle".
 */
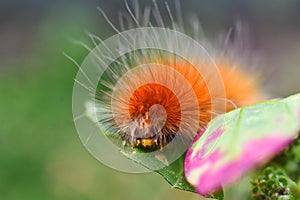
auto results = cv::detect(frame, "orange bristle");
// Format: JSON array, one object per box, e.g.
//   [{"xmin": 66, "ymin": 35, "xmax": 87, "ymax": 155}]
[{"xmin": 109, "ymin": 53, "xmax": 265, "ymax": 150}]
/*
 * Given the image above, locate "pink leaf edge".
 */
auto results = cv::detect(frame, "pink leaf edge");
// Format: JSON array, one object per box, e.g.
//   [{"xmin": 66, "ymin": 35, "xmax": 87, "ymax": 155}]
[{"xmin": 184, "ymin": 134, "xmax": 293, "ymax": 196}]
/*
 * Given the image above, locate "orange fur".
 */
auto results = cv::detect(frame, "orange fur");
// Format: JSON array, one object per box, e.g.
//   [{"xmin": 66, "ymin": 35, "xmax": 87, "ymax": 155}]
[
  {"xmin": 126, "ymin": 56, "xmax": 264, "ymax": 132},
  {"xmin": 107, "ymin": 51, "xmax": 266, "ymax": 150}
]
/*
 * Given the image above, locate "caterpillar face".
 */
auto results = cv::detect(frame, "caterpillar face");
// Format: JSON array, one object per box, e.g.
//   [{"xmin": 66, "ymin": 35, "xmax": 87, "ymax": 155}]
[{"xmin": 127, "ymin": 84, "xmax": 179, "ymax": 150}]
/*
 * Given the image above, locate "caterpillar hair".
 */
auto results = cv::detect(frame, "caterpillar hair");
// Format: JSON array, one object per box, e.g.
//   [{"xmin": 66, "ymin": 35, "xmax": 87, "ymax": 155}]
[{"xmin": 76, "ymin": 0, "xmax": 266, "ymax": 154}]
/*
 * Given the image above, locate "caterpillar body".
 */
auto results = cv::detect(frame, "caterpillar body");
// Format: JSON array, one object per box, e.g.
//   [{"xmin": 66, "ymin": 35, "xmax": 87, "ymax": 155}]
[{"xmin": 78, "ymin": 1, "xmax": 266, "ymax": 155}]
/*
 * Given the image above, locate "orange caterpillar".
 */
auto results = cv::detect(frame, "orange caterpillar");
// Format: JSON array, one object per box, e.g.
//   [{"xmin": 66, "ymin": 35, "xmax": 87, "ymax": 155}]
[
  {"xmin": 107, "ymin": 54, "xmax": 265, "ymax": 151},
  {"xmin": 95, "ymin": 1, "xmax": 266, "ymax": 152}
]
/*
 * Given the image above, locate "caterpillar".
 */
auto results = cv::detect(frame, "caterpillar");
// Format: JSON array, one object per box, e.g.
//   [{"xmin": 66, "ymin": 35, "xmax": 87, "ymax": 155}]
[{"xmin": 75, "ymin": 0, "xmax": 266, "ymax": 157}]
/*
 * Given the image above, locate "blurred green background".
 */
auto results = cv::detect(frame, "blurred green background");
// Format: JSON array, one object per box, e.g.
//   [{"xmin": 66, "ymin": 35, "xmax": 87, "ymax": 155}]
[{"xmin": 0, "ymin": 0, "xmax": 299, "ymax": 200}]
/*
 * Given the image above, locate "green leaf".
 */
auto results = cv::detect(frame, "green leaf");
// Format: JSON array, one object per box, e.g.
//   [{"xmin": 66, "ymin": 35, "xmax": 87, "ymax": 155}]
[
  {"xmin": 121, "ymin": 151, "xmax": 195, "ymax": 192},
  {"xmin": 185, "ymin": 93, "xmax": 300, "ymax": 196},
  {"xmin": 121, "ymin": 151, "xmax": 224, "ymax": 199}
]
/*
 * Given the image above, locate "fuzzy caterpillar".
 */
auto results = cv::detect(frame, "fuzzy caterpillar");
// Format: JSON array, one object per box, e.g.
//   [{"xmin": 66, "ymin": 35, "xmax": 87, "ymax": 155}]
[{"xmin": 73, "ymin": 0, "xmax": 266, "ymax": 161}]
